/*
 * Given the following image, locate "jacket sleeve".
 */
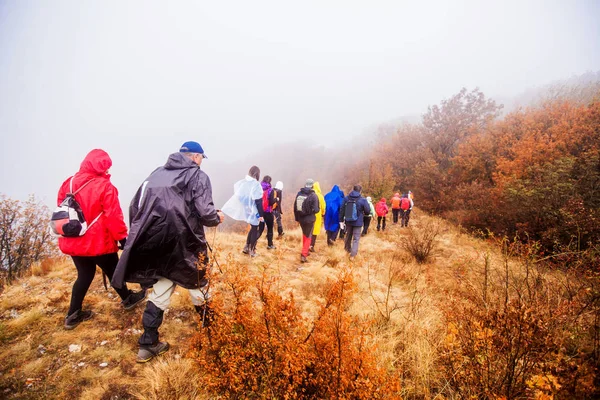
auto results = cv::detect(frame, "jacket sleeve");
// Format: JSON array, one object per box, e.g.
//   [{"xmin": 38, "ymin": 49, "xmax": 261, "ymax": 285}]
[
  {"xmin": 339, "ymin": 199, "xmax": 346, "ymax": 222},
  {"xmin": 311, "ymin": 193, "xmax": 320, "ymax": 214},
  {"xmin": 255, "ymin": 198, "xmax": 264, "ymax": 218},
  {"xmin": 101, "ymin": 183, "xmax": 128, "ymax": 241},
  {"xmin": 192, "ymin": 172, "xmax": 221, "ymax": 227}
]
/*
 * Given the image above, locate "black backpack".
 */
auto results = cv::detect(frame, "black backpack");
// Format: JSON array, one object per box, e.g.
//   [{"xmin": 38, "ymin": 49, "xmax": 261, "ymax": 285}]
[
  {"xmin": 344, "ymin": 198, "xmax": 358, "ymax": 222},
  {"xmin": 50, "ymin": 177, "xmax": 103, "ymax": 237}
]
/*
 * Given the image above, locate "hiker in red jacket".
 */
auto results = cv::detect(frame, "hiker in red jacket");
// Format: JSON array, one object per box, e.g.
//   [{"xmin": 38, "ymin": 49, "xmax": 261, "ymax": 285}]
[
  {"xmin": 375, "ymin": 198, "xmax": 389, "ymax": 231},
  {"xmin": 400, "ymin": 192, "xmax": 414, "ymax": 227},
  {"xmin": 390, "ymin": 192, "xmax": 401, "ymax": 224},
  {"xmin": 57, "ymin": 149, "xmax": 146, "ymax": 330}
]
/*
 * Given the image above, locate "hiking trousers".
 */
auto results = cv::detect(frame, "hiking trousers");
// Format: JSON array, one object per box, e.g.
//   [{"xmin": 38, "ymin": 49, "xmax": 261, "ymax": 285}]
[
  {"xmin": 326, "ymin": 229, "xmax": 340, "ymax": 244},
  {"xmin": 362, "ymin": 216, "xmax": 372, "ymax": 235},
  {"xmin": 401, "ymin": 209, "xmax": 412, "ymax": 227},
  {"xmin": 69, "ymin": 253, "xmax": 131, "ymax": 315},
  {"xmin": 344, "ymin": 226, "xmax": 362, "ymax": 257},
  {"xmin": 392, "ymin": 209, "xmax": 400, "ymax": 223},
  {"xmin": 377, "ymin": 216, "xmax": 386, "ymax": 231},
  {"xmin": 299, "ymin": 222, "xmax": 314, "ymax": 257},
  {"xmin": 258, "ymin": 212, "xmax": 275, "ymax": 246},
  {"xmin": 273, "ymin": 209, "xmax": 284, "ymax": 235},
  {"xmin": 139, "ymin": 277, "xmax": 209, "ymax": 346},
  {"xmin": 246, "ymin": 224, "xmax": 260, "ymax": 250}
]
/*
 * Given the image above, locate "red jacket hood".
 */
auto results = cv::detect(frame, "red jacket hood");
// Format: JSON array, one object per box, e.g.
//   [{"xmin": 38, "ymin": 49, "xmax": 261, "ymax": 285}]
[{"xmin": 79, "ymin": 149, "xmax": 112, "ymax": 175}]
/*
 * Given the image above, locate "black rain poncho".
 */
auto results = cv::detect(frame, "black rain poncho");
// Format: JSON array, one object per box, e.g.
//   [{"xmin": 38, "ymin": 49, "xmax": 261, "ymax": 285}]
[{"xmin": 112, "ymin": 153, "xmax": 220, "ymax": 290}]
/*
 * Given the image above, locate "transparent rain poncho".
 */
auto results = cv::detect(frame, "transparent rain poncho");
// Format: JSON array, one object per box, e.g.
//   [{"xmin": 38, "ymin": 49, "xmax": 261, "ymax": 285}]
[{"xmin": 221, "ymin": 175, "xmax": 264, "ymax": 225}]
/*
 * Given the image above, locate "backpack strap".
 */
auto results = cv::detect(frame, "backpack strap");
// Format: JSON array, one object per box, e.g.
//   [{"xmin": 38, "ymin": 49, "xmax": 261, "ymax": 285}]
[
  {"xmin": 69, "ymin": 176, "xmax": 96, "ymax": 195},
  {"xmin": 69, "ymin": 176, "xmax": 104, "ymax": 227}
]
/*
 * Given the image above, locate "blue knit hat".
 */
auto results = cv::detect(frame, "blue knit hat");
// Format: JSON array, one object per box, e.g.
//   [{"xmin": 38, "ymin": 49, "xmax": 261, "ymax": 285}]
[{"xmin": 179, "ymin": 141, "xmax": 207, "ymax": 158}]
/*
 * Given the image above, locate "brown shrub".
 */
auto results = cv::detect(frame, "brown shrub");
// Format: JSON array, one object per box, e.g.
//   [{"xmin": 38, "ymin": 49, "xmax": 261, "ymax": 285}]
[{"xmin": 189, "ymin": 261, "xmax": 401, "ymax": 398}]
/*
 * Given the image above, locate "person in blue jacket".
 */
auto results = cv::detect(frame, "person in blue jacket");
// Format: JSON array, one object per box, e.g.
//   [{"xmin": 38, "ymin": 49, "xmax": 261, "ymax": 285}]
[{"xmin": 324, "ymin": 185, "xmax": 345, "ymax": 246}]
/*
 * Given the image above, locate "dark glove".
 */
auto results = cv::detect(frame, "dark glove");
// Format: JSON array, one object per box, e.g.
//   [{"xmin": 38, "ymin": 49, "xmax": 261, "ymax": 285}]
[{"xmin": 118, "ymin": 238, "xmax": 127, "ymax": 250}]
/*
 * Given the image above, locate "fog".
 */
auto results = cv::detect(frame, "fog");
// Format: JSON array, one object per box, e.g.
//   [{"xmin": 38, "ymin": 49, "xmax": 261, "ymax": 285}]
[{"xmin": 1, "ymin": 0, "xmax": 599, "ymax": 216}]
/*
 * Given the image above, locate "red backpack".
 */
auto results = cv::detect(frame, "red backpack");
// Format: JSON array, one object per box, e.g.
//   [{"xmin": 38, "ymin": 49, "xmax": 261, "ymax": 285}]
[{"xmin": 400, "ymin": 197, "xmax": 411, "ymax": 211}]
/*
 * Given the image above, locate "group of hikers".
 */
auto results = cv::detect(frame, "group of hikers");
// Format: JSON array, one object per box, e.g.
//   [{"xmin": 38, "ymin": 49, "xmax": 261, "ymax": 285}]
[{"xmin": 53, "ymin": 142, "xmax": 414, "ymax": 363}]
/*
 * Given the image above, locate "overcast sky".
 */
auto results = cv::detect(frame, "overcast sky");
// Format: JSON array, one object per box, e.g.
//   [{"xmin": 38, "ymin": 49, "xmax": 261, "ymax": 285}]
[{"xmin": 1, "ymin": 0, "xmax": 599, "ymax": 211}]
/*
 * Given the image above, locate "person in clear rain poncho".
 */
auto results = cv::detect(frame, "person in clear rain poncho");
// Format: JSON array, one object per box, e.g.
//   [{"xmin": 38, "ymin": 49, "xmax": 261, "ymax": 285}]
[{"xmin": 221, "ymin": 166, "xmax": 265, "ymax": 257}]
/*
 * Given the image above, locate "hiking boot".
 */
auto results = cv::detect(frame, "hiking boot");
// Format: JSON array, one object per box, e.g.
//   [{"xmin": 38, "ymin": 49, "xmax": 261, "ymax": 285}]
[
  {"xmin": 195, "ymin": 303, "xmax": 214, "ymax": 328},
  {"xmin": 64, "ymin": 309, "xmax": 94, "ymax": 330},
  {"xmin": 309, "ymin": 246, "xmax": 315, "ymax": 253},
  {"xmin": 327, "ymin": 238, "xmax": 334, "ymax": 246},
  {"xmin": 300, "ymin": 255, "xmax": 308, "ymax": 263},
  {"xmin": 249, "ymin": 248, "xmax": 258, "ymax": 257},
  {"xmin": 267, "ymin": 245, "xmax": 277, "ymax": 250},
  {"xmin": 242, "ymin": 244, "xmax": 250, "ymax": 254},
  {"xmin": 278, "ymin": 232, "xmax": 285, "ymax": 238},
  {"xmin": 136, "ymin": 341, "xmax": 170, "ymax": 363},
  {"xmin": 122, "ymin": 289, "xmax": 147, "ymax": 311}
]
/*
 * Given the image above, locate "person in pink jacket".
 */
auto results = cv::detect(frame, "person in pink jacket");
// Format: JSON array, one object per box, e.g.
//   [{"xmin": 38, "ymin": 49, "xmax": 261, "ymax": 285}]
[{"xmin": 375, "ymin": 198, "xmax": 389, "ymax": 231}]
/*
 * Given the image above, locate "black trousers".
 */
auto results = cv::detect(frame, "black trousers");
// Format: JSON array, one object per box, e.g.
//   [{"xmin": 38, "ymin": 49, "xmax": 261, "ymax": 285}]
[
  {"xmin": 69, "ymin": 253, "xmax": 131, "ymax": 315},
  {"xmin": 258, "ymin": 212, "xmax": 275, "ymax": 246},
  {"xmin": 377, "ymin": 216, "xmax": 386, "ymax": 231},
  {"xmin": 392, "ymin": 209, "xmax": 400, "ymax": 223},
  {"xmin": 401, "ymin": 209, "xmax": 412, "ymax": 227},
  {"xmin": 326, "ymin": 229, "xmax": 340, "ymax": 244},
  {"xmin": 246, "ymin": 224, "xmax": 260, "ymax": 250},
  {"xmin": 362, "ymin": 217, "xmax": 372, "ymax": 235},
  {"xmin": 273, "ymin": 209, "xmax": 284, "ymax": 235}
]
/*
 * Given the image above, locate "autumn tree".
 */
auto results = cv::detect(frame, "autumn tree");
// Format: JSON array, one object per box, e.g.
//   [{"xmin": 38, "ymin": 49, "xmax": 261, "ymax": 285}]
[{"xmin": 0, "ymin": 194, "xmax": 58, "ymax": 285}]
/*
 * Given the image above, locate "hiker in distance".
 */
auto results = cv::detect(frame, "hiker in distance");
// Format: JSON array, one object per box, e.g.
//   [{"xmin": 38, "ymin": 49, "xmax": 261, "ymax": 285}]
[
  {"xmin": 400, "ymin": 191, "xmax": 415, "ymax": 227},
  {"xmin": 375, "ymin": 197, "xmax": 389, "ymax": 231},
  {"xmin": 112, "ymin": 141, "xmax": 225, "ymax": 363},
  {"xmin": 221, "ymin": 166, "xmax": 264, "ymax": 257},
  {"xmin": 273, "ymin": 181, "xmax": 285, "ymax": 238},
  {"xmin": 310, "ymin": 181, "xmax": 326, "ymax": 252},
  {"xmin": 362, "ymin": 196, "xmax": 376, "ymax": 236},
  {"xmin": 55, "ymin": 149, "xmax": 146, "ymax": 330},
  {"xmin": 324, "ymin": 184, "xmax": 345, "ymax": 245},
  {"xmin": 257, "ymin": 175, "xmax": 277, "ymax": 250},
  {"xmin": 390, "ymin": 192, "xmax": 402, "ymax": 224},
  {"xmin": 293, "ymin": 179, "xmax": 321, "ymax": 263},
  {"xmin": 339, "ymin": 184, "xmax": 371, "ymax": 260}
]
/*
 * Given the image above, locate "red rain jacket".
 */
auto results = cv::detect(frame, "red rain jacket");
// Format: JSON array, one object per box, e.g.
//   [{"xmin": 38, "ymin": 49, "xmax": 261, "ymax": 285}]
[
  {"xmin": 57, "ymin": 149, "xmax": 128, "ymax": 256},
  {"xmin": 375, "ymin": 198, "xmax": 389, "ymax": 217}
]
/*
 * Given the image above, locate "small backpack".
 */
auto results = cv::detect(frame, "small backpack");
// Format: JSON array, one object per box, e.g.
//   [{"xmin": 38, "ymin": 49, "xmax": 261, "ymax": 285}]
[
  {"xmin": 344, "ymin": 198, "xmax": 358, "ymax": 222},
  {"xmin": 295, "ymin": 193, "xmax": 308, "ymax": 216},
  {"xmin": 262, "ymin": 188, "xmax": 270, "ymax": 213},
  {"xmin": 50, "ymin": 177, "xmax": 103, "ymax": 237},
  {"xmin": 400, "ymin": 197, "xmax": 411, "ymax": 211}
]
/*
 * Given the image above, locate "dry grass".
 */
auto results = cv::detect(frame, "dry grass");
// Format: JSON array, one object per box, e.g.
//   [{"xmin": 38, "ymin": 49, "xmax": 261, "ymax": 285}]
[{"xmin": 0, "ymin": 211, "xmax": 539, "ymax": 398}]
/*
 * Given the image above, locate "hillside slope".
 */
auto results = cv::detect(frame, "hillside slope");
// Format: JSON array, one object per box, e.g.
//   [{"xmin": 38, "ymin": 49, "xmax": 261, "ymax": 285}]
[{"xmin": 0, "ymin": 212, "xmax": 565, "ymax": 399}]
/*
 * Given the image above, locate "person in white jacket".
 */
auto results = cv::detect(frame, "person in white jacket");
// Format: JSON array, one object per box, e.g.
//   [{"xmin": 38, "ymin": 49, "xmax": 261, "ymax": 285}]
[{"xmin": 222, "ymin": 166, "xmax": 264, "ymax": 257}]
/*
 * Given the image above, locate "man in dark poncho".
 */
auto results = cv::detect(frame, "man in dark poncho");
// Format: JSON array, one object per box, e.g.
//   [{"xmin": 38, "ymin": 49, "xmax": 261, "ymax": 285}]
[{"xmin": 112, "ymin": 141, "xmax": 224, "ymax": 363}]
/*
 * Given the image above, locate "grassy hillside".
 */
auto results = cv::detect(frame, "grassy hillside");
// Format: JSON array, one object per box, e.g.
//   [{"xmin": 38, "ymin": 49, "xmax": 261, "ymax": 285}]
[{"xmin": 0, "ymin": 211, "xmax": 596, "ymax": 399}]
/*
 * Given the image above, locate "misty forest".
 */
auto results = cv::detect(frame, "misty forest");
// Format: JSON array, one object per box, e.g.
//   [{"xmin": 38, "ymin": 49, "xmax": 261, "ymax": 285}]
[
  {"xmin": 1, "ymin": 73, "xmax": 599, "ymax": 399},
  {"xmin": 1, "ymin": 1, "xmax": 600, "ymax": 399}
]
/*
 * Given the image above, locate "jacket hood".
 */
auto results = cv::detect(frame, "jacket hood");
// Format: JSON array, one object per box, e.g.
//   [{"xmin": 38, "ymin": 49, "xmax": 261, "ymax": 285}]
[
  {"xmin": 275, "ymin": 181, "xmax": 283, "ymax": 190},
  {"xmin": 165, "ymin": 152, "xmax": 198, "ymax": 170},
  {"xmin": 366, "ymin": 196, "xmax": 372, "ymax": 203},
  {"xmin": 313, "ymin": 181, "xmax": 322, "ymax": 195},
  {"xmin": 79, "ymin": 149, "xmax": 112, "ymax": 175},
  {"xmin": 245, "ymin": 175, "xmax": 257, "ymax": 182},
  {"xmin": 328, "ymin": 185, "xmax": 344, "ymax": 198},
  {"xmin": 380, "ymin": 198, "xmax": 386, "ymax": 202},
  {"xmin": 261, "ymin": 181, "xmax": 272, "ymax": 191},
  {"xmin": 348, "ymin": 190, "xmax": 361, "ymax": 199},
  {"xmin": 300, "ymin": 187, "xmax": 314, "ymax": 195}
]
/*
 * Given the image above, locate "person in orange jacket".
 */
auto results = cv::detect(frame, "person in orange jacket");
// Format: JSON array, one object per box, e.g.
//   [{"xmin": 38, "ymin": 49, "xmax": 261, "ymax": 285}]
[{"xmin": 390, "ymin": 192, "xmax": 401, "ymax": 224}]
